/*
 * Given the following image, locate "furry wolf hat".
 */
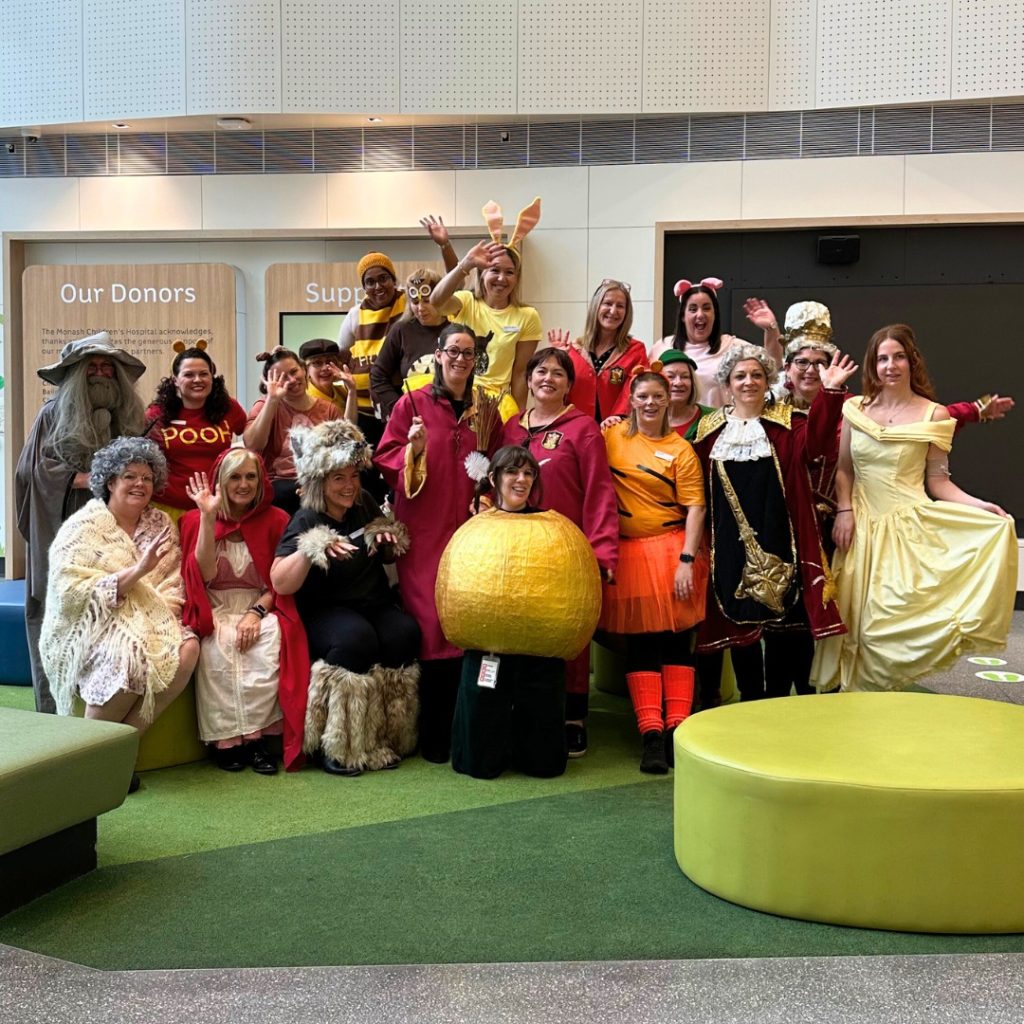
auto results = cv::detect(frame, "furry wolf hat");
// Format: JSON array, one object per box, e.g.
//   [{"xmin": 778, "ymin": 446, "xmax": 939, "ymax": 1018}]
[{"xmin": 290, "ymin": 419, "xmax": 374, "ymax": 513}]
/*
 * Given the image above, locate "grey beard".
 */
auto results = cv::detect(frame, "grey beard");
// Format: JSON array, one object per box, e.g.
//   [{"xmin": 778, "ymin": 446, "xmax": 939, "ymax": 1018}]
[{"xmin": 87, "ymin": 377, "xmax": 120, "ymax": 410}]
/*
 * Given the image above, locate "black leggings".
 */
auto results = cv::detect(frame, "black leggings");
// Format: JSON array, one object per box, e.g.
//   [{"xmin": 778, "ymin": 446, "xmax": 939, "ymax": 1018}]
[
  {"xmin": 305, "ymin": 602, "xmax": 420, "ymax": 674},
  {"xmin": 624, "ymin": 630, "xmax": 695, "ymax": 674}
]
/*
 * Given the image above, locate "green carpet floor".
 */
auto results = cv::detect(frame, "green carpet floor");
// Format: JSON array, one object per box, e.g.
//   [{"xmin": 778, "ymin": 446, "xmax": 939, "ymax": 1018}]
[{"xmin": 4, "ymin": 681, "xmax": 1024, "ymax": 969}]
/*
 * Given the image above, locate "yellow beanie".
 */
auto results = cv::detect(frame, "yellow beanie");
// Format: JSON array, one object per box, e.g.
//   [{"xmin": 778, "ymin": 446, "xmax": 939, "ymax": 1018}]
[{"xmin": 357, "ymin": 252, "xmax": 396, "ymax": 282}]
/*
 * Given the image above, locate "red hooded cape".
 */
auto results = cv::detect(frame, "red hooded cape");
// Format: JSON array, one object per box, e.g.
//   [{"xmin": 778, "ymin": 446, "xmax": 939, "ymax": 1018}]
[{"xmin": 179, "ymin": 449, "xmax": 310, "ymax": 771}]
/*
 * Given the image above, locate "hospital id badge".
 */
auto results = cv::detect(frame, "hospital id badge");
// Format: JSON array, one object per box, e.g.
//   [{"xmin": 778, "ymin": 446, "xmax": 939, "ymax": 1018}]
[{"xmin": 477, "ymin": 654, "xmax": 500, "ymax": 689}]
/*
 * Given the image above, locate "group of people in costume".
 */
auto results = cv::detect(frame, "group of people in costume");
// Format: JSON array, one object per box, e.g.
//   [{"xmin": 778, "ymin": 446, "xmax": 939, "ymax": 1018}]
[{"xmin": 15, "ymin": 197, "xmax": 1018, "ymax": 788}]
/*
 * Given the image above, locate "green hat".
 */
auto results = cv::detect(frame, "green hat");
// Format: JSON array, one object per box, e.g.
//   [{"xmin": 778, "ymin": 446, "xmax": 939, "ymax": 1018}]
[{"xmin": 658, "ymin": 349, "xmax": 697, "ymax": 370}]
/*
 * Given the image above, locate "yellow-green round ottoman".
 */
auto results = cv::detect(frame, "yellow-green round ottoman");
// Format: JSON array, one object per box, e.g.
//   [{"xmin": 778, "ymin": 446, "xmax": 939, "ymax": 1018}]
[{"xmin": 674, "ymin": 692, "xmax": 1024, "ymax": 934}]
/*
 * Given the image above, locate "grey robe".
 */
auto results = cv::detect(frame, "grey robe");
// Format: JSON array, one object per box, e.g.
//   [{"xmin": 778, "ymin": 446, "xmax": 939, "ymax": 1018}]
[{"xmin": 14, "ymin": 399, "xmax": 92, "ymax": 713}]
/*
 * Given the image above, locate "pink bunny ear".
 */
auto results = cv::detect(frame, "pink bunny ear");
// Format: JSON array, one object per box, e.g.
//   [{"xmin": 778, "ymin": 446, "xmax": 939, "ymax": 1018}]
[
  {"xmin": 482, "ymin": 200, "xmax": 504, "ymax": 244},
  {"xmin": 700, "ymin": 277, "xmax": 724, "ymax": 292},
  {"xmin": 673, "ymin": 279, "xmax": 694, "ymax": 298}
]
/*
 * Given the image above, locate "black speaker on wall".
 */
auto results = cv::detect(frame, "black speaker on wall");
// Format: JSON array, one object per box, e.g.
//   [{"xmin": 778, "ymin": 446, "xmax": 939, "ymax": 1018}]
[{"xmin": 817, "ymin": 234, "xmax": 860, "ymax": 265}]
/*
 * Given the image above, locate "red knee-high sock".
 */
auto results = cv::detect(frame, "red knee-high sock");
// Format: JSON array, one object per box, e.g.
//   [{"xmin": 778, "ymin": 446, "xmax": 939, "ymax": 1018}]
[
  {"xmin": 625, "ymin": 671, "xmax": 664, "ymax": 734},
  {"xmin": 663, "ymin": 665, "xmax": 695, "ymax": 729}
]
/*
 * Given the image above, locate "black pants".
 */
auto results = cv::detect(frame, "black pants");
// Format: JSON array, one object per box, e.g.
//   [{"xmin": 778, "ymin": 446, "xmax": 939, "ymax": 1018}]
[
  {"xmin": 418, "ymin": 656, "xmax": 462, "ymax": 763},
  {"xmin": 452, "ymin": 652, "xmax": 567, "ymax": 780},
  {"xmin": 305, "ymin": 601, "xmax": 420, "ymax": 674}
]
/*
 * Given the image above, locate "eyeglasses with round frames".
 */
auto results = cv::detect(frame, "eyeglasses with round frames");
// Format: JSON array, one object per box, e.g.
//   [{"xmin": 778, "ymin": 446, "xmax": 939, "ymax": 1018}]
[
  {"xmin": 441, "ymin": 346, "xmax": 476, "ymax": 362},
  {"xmin": 408, "ymin": 283, "xmax": 433, "ymax": 300}
]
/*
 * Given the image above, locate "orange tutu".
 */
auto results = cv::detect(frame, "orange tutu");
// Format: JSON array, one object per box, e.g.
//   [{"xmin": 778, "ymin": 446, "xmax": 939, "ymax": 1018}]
[{"xmin": 599, "ymin": 529, "xmax": 707, "ymax": 634}]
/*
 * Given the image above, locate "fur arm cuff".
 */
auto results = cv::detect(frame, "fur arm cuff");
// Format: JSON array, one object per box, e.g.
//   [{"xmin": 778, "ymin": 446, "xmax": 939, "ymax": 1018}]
[
  {"xmin": 296, "ymin": 524, "xmax": 344, "ymax": 571},
  {"xmin": 364, "ymin": 516, "xmax": 411, "ymax": 558}
]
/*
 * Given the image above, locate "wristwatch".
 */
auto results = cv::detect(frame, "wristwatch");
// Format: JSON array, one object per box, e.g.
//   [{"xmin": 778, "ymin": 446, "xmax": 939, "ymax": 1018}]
[{"xmin": 678, "ymin": 553, "xmax": 695, "ymax": 564}]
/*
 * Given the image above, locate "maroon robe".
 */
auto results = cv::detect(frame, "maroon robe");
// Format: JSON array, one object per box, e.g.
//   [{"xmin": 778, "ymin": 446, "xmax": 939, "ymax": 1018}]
[
  {"xmin": 500, "ymin": 405, "xmax": 619, "ymax": 573},
  {"xmin": 376, "ymin": 386, "xmax": 495, "ymax": 661}
]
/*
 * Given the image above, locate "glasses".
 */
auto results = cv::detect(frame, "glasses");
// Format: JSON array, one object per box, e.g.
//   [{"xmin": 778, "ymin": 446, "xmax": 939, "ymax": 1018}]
[
  {"xmin": 791, "ymin": 357, "xmax": 829, "ymax": 370},
  {"xmin": 120, "ymin": 471, "xmax": 155, "ymax": 485},
  {"xmin": 600, "ymin": 278, "xmax": 631, "ymax": 292},
  {"xmin": 408, "ymin": 282, "xmax": 433, "ymax": 300},
  {"xmin": 363, "ymin": 274, "xmax": 393, "ymax": 289},
  {"xmin": 441, "ymin": 347, "xmax": 476, "ymax": 362}
]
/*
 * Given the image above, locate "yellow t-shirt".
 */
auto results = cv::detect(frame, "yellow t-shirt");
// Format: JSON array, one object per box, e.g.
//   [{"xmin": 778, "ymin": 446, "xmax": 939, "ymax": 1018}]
[
  {"xmin": 453, "ymin": 291, "xmax": 542, "ymax": 395},
  {"xmin": 603, "ymin": 421, "xmax": 705, "ymax": 538}
]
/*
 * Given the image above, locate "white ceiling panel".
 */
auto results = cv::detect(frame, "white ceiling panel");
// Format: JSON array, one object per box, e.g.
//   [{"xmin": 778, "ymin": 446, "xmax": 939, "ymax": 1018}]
[
  {"xmin": 817, "ymin": 0, "xmax": 951, "ymax": 107},
  {"xmin": 187, "ymin": 0, "xmax": 281, "ymax": 115},
  {"xmin": 0, "ymin": 0, "xmax": 82, "ymax": 127},
  {"xmin": 284, "ymin": 0, "xmax": 400, "ymax": 113},
  {"xmin": 85, "ymin": 0, "xmax": 186, "ymax": 121},
  {"xmin": 401, "ymin": 0, "xmax": 516, "ymax": 114},
  {"xmin": 643, "ymin": 0, "xmax": 771, "ymax": 113},
  {"xmin": 953, "ymin": 0, "xmax": 1024, "ymax": 99},
  {"xmin": 518, "ymin": 0, "xmax": 643, "ymax": 114}
]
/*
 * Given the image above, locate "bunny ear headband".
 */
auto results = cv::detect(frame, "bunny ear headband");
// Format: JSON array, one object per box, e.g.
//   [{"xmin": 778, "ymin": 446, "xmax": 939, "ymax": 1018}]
[
  {"xmin": 482, "ymin": 196, "xmax": 542, "ymax": 252},
  {"xmin": 673, "ymin": 277, "xmax": 724, "ymax": 299}
]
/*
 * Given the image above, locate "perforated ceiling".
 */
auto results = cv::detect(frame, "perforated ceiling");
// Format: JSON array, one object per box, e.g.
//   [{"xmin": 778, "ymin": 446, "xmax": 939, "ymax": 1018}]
[
  {"xmin": 186, "ymin": 0, "xmax": 281, "ymax": 114},
  {"xmin": 953, "ymin": 0, "xmax": 1024, "ymax": 99},
  {"xmin": 517, "ymin": 0, "xmax": 643, "ymax": 114},
  {"xmin": 84, "ymin": 0, "xmax": 186, "ymax": 121},
  {"xmin": 817, "ymin": 0, "xmax": 951, "ymax": 107}
]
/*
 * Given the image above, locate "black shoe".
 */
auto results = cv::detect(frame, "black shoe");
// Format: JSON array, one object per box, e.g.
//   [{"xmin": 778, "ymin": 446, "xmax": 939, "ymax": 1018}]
[
  {"xmin": 566, "ymin": 722, "xmax": 588, "ymax": 759},
  {"xmin": 250, "ymin": 740, "xmax": 278, "ymax": 775},
  {"xmin": 322, "ymin": 756, "xmax": 363, "ymax": 777},
  {"xmin": 639, "ymin": 730, "xmax": 668, "ymax": 775},
  {"xmin": 128, "ymin": 772, "xmax": 141, "ymax": 794},
  {"xmin": 214, "ymin": 745, "xmax": 248, "ymax": 772}
]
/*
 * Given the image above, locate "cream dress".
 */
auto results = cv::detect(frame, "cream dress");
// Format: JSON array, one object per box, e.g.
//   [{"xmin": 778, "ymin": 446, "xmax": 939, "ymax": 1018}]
[
  {"xmin": 811, "ymin": 398, "xmax": 1017, "ymax": 692},
  {"xmin": 195, "ymin": 538, "xmax": 282, "ymax": 742}
]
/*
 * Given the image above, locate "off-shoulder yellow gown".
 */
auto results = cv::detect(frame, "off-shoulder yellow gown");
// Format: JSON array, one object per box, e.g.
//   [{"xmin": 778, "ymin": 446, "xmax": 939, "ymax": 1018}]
[{"xmin": 811, "ymin": 397, "xmax": 1017, "ymax": 692}]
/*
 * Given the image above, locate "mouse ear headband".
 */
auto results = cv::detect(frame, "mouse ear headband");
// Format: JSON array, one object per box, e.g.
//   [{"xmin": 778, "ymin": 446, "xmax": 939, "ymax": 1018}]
[
  {"xmin": 482, "ymin": 196, "xmax": 542, "ymax": 253},
  {"xmin": 673, "ymin": 277, "xmax": 723, "ymax": 299}
]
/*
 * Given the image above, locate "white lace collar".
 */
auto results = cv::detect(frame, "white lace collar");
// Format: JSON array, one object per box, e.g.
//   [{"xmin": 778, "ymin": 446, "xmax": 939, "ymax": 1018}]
[{"xmin": 709, "ymin": 412, "xmax": 772, "ymax": 462}]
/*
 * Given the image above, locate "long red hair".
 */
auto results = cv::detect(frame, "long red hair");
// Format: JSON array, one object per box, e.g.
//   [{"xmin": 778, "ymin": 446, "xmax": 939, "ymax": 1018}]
[{"xmin": 861, "ymin": 324, "xmax": 937, "ymax": 404}]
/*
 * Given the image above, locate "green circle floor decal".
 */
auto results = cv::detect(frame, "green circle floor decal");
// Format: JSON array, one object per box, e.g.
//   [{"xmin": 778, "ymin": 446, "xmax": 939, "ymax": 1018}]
[
  {"xmin": 968, "ymin": 657, "xmax": 1007, "ymax": 666},
  {"xmin": 975, "ymin": 671, "xmax": 1024, "ymax": 682}
]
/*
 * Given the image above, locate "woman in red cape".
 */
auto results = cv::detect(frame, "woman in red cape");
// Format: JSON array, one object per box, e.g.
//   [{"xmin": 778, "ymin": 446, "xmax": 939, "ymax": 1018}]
[{"xmin": 180, "ymin": 448, "xmax": 310, "ymax": 772}]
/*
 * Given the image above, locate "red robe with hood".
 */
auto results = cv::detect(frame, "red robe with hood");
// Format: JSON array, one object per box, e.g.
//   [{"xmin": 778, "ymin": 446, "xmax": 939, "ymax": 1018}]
[
  {"xmin": 179, "ymin": 450, "xmax": 310, "ymax": 771},
  {"xmin": 376, "ymin": 386, "xmax": 498, "ymax": 661},
  {"xmin": 500, "ymin": 405, "xmax": 619, "ymax": 573}
]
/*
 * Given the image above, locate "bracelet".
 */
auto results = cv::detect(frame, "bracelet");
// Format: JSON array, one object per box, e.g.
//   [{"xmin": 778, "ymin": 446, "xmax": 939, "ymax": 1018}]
[
  {"xmin": 835, "ymin": 509, "xmax": 852, "ymax": 514},
  {"xmin": 249, "ymin": 603, "xmax": 267, "ymax": 618}
]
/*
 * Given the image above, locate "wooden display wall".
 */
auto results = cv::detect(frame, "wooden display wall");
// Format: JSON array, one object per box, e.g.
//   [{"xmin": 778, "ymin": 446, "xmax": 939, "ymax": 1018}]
[
  {"xmin": 21, "ymin": 263, "xmax": 239, "ymax": 440},
  {"xmin": 264, "ymin": 260, "xmax": 443, "ymax": 350}
]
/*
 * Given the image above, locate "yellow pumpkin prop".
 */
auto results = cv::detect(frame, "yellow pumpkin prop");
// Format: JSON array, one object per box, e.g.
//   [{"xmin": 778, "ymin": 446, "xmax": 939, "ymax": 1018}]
[{"xmin": 436, "ymin": 508, "xmax": 602, "ymax": 659}]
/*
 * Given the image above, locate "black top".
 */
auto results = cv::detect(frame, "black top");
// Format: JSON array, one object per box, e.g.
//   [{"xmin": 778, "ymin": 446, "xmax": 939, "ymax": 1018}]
[
  {"xmin": 276, "ymin": 493, "xmax": 394, "ymax": 616},
  {"xmin": 370, "ymin": 319, "xmax": 446, "ymax": 419}
]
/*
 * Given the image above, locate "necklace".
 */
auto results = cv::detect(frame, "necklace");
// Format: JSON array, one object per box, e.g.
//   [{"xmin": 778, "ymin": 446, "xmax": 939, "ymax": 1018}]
[{"xmin": 883, "ymin": 399, "xmax": 911, "ymax": 424}]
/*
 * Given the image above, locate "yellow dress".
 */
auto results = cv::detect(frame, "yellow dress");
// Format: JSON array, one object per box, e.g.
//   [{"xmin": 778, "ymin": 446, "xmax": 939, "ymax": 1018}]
[{"xmin": 811, "ymin": 397, "xmax": 1017, "ymax": 692}]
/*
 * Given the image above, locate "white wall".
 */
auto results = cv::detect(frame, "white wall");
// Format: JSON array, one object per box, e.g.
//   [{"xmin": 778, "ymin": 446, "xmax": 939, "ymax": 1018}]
[
  {"xmin": 4, "ymin": 150, "xmax": 1024, "ymax": 556},
  {"xmin": 2, "ymin": 0, "xmax": 1023, "ymax": 127}
]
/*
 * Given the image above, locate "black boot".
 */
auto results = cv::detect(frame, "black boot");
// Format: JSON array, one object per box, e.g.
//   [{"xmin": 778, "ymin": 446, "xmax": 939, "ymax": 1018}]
[
  {"xmin": 249, "ymin": 739, "xmax": 278, "ymax": 775},
  {"xmin": 639, "ymin": 730, "xmax": 668, "ymax": 775}
]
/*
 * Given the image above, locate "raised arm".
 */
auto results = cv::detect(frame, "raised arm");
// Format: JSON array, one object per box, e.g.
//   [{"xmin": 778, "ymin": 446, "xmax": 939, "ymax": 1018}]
[
  {"xmin": 743, "ymin": 298, "xmax": 783, "ymax": 363},
  {"xmin": 420, "ymin": 215, "xmax": 459, "ymax": 273},
  {"xmin": 430, "ymin": 239, "xmax": 506, "ymax": 314}
]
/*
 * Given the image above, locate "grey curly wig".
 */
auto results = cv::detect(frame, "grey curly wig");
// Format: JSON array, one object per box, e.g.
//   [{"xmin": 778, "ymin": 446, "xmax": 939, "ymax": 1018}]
[
  {"xmin": 89, "ymin": 436, "xmax": 168, "ymax": 502},
  {"xmin": 715, "ymin": 341, "xmax": 779, "ymax": 389}
]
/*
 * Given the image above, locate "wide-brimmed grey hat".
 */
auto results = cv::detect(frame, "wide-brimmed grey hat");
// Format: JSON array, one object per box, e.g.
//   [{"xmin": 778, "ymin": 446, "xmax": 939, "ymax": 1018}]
[{"xmin": 37, "ymin": 331, "xmax": 146, "ymax": 386}]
